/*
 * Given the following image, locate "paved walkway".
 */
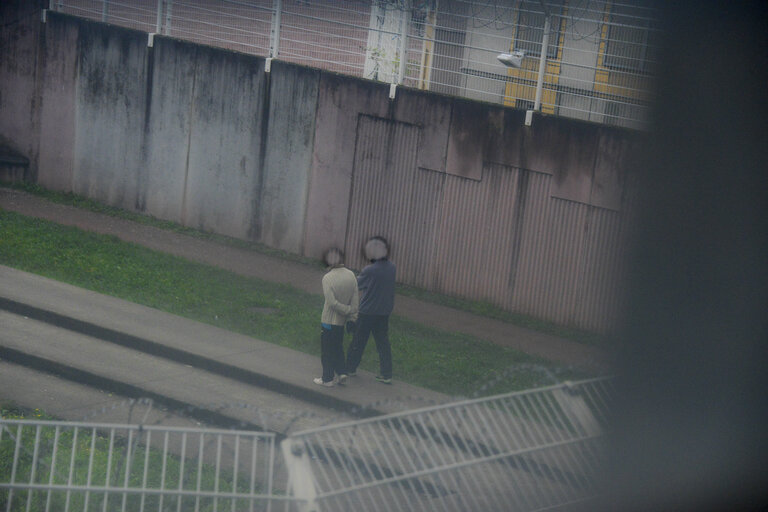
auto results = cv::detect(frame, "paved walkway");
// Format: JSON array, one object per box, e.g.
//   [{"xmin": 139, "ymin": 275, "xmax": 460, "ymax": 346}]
[{"xmin": 0, "ymin": 188, "xmax": 610, "ymax": 372}]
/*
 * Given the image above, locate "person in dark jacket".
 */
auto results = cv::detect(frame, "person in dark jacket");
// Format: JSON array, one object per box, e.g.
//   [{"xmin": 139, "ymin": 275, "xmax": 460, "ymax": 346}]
[{"xmin": 345, "ymin": 236, "xmax": 396, "ymax": 384}]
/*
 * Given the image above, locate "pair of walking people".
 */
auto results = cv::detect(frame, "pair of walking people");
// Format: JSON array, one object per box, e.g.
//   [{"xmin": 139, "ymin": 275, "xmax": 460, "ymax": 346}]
[{"xmin": 315, "ymin": 237, "xmax": 396, "ymax": 387}]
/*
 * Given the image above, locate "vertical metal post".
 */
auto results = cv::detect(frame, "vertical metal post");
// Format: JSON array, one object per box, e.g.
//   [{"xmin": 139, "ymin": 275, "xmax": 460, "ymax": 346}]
[
  {"xmin": 281, "ymin": 438, "xmax": 318, "ymax": 512},
  {"xmin": 101, "ymin": 0, "xmax": 108, "ymax": 22},
  {"xmin": 155, "ymin": 0, "xmax": 163, "ymax": 34},
  {"xmin": 270, "ymin": 0, "xmax": 282, "ymax": 58},
  {"xmin": 164, "ymin": 0, "xmax": 173, "ymax": 36},
  {"xmin": 417, "ymin": 0, "xmax": 437, "ymax": 90},
  {"xmin": 396, "ymin": 1, "xmax": 410, "ymax": 84},
  {"xmin": 533, "ymin": 15, "xmax": 550, "ymax": 111}
]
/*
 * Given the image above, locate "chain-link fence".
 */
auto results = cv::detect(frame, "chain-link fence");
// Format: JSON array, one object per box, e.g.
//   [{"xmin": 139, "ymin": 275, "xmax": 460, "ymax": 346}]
[{"xmin": 47, "ymin": 0, "xmax": 659, "ymax": 129}]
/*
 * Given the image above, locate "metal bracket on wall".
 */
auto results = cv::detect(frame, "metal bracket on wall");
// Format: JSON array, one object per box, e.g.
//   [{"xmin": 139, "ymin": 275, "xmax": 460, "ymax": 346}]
[
  {"xmin": 265, "ymin": 57, "xmax": 272, "ymax": 73},
  {"xmin": 525, "ymin": 110, "xmax": 534, "ymax": 126},
  {"xmin": 147, "ymin": 33, "xmax": 155, "ymax": 48},
  {"xmin": 41, "ymin": 9, "xmax": 47, "ymax": 23},
  {"xmin": 389, "ymin": 83, "xmax": 397, "ymax": 100}
]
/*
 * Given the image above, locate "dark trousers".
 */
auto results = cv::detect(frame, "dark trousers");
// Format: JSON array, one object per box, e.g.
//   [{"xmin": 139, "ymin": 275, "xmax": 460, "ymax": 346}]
[
  {"xmin": 346, "ymin": 314, "xmax": 392, "ymax": 379},
  {"xmin": 320, "ymin": 325, "xmax": 346, "ymax": 383}
]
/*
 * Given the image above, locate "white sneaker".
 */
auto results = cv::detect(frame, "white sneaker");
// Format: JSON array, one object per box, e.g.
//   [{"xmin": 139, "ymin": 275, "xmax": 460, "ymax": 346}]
[
  {"xmin": 337, "ymin": 374, "xmax": 348, "ymax": 386},
  {"xmin": 313, "ymin": 377, "xmax": 334, "ymax": 387}
]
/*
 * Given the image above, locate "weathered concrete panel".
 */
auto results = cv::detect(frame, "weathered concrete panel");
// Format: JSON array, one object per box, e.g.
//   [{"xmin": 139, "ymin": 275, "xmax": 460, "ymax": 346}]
[
  {"xmin": 344, "ymin": 115, "xmax": 438, "ymax": 285},
  {"xmin": 590, "ymin": 128, "xmax": 644, "ymax": 211},
  {"xmin": 394, "ymin": 88, "xmax": 452, "ymax": 173},
  {"xmin": 260, "ymin": 61, "xmax": 319, "ymax": 253},
  {"xmin": 547, "ymin": 120, "xmax": 600, "ymax": 205},
  {"xmin": 182, "ymin": 44, "xmax": 265, "ymax": 240},
  {"xmin": 432, "ymin": 163, "xmax": 521, "ymax": 301},
  {"xmin": 445, "ymin": 100, "xmax": 487, "ymax": 181},
  {"xmin": 72, "ymin": 20, "xmax": 148, "ymax": 211},
  {"xmin": 0, "ymin": 1, "xmax": 42, "ymax": 182},
  {"xmin": 36, "ymin": 12, "xmax": 79, "ymax": 191},
  {"xmin": 303, "ymin": 73, "xmax": 389, "ymax": 259},
  {"xmin": 484, "ymin": 106, "xmax": 528, "ymax": 168},
  {"xmin": 142, "ymin": 38, "xmax": 200, "ymax": 224}
]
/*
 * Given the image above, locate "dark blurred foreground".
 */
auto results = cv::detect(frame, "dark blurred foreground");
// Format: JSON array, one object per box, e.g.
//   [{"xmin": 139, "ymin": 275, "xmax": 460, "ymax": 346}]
[{"xmin": 603, "ymin": 2, "xmax": 768, "ymax": 511}]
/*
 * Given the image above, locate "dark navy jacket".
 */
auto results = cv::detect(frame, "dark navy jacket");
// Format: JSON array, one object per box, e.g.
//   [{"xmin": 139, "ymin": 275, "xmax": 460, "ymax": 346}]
[{"xmin": 357, "ymin": 259, "xmax": 396, "ymax": 315}]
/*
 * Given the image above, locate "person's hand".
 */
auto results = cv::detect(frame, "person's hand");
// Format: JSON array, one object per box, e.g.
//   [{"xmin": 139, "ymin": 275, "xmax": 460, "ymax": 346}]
[{"xmin": 346, "ymin": 321, "xmax": 356, "ymax": 334}]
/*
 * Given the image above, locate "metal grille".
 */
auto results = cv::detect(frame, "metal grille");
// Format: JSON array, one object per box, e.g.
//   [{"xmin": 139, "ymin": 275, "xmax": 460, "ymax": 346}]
[
  {"xmin": 0, "ymin": 420, "xmax": 292, "ymax": 511},
  {"xmin": 282, "ymin": 378, "xmax": 614, "ymax": 512},
  {"xmin": 2, "ymin": 379, "xmax": 613, "ymax": 510},
  {"xmin": 48, "ymin": 0, "xmax": 659, "ymax": 129}
]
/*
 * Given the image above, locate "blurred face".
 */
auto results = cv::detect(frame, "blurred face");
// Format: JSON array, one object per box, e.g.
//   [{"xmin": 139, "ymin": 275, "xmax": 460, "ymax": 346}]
[
  {"xmin": 324, "ymin": 249, "xmax": 343, "ymax": 267},
  {"xmin": 364, "ymin": 238, "xmax": 388, "ymax": 261}
]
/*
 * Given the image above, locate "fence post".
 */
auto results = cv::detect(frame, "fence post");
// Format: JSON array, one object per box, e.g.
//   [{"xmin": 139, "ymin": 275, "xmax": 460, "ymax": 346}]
[
  {"xmin": 155, "ymin": 0, "xmax": 162, "ymax": 34},
  {"xmin": 101, "ymin": 0, "xmax": 108, "ymax": 22},
  {"xmin": 281, "ymin": 438, "xmax": 318, "ymax": 512},
  {"xmin": 533, "ymin": 14, "xmax": 550, "ymax": 112},
  {"xmin": 417, "ymin": 1, "xmax": 437, "ymax": 90},
  {"xmin": 396, "ymin": 1, "xmax": 409, "ymax": 84},
  {"xmin": 270, "ymin": 0, "xmax": 282, "ymax": 58},
  {"xmin": 553, "ymin": 383, "xmax": 603, "ymax": 436},
  {"xmin": 164, "ymin": 0, "xmax": 173, "ymax": 36}
]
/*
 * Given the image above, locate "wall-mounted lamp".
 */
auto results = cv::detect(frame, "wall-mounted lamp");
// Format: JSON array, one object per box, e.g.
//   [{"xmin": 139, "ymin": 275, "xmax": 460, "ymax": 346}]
[{"xmin": 497, "ymin": 50, "xmax": 525, "ymax": 69}]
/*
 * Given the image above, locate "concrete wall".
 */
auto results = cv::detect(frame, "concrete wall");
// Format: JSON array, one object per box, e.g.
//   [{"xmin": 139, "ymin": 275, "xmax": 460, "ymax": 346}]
[
  {"xmin": 0, "ymin": 9, "xmax": 644, "ymax": 333},
  {"xmin": 0, "ymin": 1, "xmax": 44, "ymax": 181},
  {"xmin": 73, "ymin": 20, "xmax": 149, "ymax": 211},
  {"xmin": 260, "ymin": 61, "xmax": 319, "ymax": 253}
]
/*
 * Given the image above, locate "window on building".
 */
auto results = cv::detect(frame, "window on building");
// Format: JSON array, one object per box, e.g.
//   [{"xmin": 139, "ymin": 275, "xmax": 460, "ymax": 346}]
[
  {"xmin": 514, "ymin": 0, "xmax": 565, "ymax": 59},
  {"xmin": 603, "ymin": 1, "xmax": 657, "ymax": 74}
]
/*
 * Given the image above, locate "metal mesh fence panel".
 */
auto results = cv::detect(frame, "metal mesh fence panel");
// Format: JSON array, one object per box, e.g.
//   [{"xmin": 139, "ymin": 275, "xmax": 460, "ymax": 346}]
[
  {"xmin": 282, "ymin": 378, "xmax": 614, "ymax": 512},
  {"xmin": 49, "ymin": 0, "xmax": 659, "ymax": 129},
  {"xmin": 156, "ymin": 0, "xmax": 274, "ymax": 55}
]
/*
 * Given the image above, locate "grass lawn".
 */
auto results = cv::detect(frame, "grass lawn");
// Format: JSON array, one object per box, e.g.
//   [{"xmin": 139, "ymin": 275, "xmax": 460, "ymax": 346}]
[{"xmin": 0, "ymin": 207, "xmax": 595, "ymax": 397}]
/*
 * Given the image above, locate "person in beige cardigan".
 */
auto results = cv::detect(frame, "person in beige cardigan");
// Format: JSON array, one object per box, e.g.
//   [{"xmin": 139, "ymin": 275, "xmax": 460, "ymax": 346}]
[{"xmin": 315, "ymin": 248, "xmax": 359, "ymax": 387}]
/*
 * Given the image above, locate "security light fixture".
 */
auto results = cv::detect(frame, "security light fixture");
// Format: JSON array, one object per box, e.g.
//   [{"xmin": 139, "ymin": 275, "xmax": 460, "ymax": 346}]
[{"xmin": 497, "ymin": 50, "xmax": 525, "ymax": 68}]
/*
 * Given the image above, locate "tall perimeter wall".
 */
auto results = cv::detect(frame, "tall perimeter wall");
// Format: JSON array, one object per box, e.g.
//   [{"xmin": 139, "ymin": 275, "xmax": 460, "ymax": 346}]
[{"xmin": 0, "ymin": 7, "xmax": 644, "ymax": 333}]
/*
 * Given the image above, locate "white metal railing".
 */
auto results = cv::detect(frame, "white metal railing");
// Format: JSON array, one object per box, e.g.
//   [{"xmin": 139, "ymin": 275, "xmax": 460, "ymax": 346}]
[
  {"xmin": 2, "ymin": 378, "xmax": 613, "ymax": 511},
  {"xmin": 46, "ymin": 0, "xmax": 659, "ymax": 129},
  {"xmin": 0, "ymin": 420, "xmax": 294, "ymax": 512},
  {"xmin": 281, "ymin": 378, "xmax": 614, "ymax": 512}
]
